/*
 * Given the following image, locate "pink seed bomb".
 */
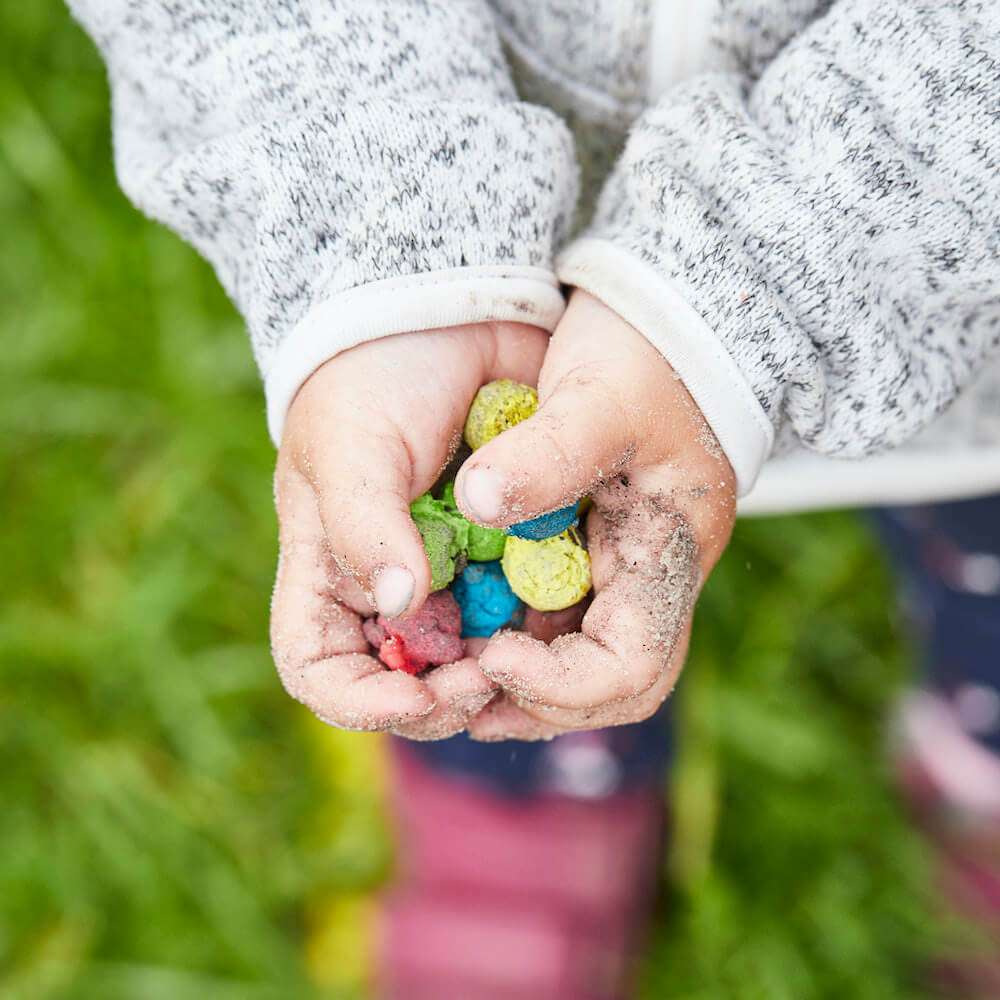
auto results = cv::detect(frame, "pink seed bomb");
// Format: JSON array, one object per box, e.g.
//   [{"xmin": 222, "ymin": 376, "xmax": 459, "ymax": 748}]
[{"xmin": 363, "ymin": 590, "xmax": 465, "ymax": 675}]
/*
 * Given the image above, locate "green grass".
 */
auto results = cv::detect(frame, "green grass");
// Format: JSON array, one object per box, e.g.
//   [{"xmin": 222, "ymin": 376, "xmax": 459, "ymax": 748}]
[{"xmin": 0, "ymin": 6, "xmax": 942, "ymax": 998}]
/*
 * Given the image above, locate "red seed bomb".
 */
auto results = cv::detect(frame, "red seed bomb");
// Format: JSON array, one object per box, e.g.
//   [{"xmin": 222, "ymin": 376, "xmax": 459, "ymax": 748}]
[{"xmin": 363, "ymin": 590, "xmax": 464, "ymax": 675}]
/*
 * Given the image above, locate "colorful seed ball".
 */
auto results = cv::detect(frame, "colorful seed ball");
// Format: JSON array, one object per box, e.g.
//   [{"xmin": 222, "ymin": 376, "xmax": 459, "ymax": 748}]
[
  {"xmin": 467, "ymin": 522, "xmax": 508, "ymax": 561},
  {"xmin": 501, "ymin": 530, "xmax": 592, "ymax": 612},
  {"xmin": 463, "ymin": 379, "xmax": 537, "ymax": 451},
  {"xmin": 521, "ymin": 599, "xmax": 589, "ymax": 643},
  {"xmin": 507, "ymin": 503, "xmax": 579, "ymax": 541},
  {"xmin": 415, "ymin": 518, "xmax": 460, "ymax": 591},
  {"xmin": 362, "ymin": 590, "xmax": 464, "ymax": 675},
  {"xmin": 441, "ymin": 481, "xmax": 506, "ymax": 561},
  {"xmin": 451, "ymin": 560, "xmax": 522, "ymax": 638},
  {"xmin": 410, "ymin": 492, "xmax": 468, "ymax": 591}
]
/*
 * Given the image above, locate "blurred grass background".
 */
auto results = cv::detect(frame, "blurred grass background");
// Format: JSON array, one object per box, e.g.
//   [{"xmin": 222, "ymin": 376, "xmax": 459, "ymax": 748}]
[{"xmin": 0, "ymin": 5, "xmax": 947, "ymax": 999}]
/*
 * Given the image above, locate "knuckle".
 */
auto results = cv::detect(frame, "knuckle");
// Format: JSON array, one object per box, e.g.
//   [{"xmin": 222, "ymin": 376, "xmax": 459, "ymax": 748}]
[
  {"xmin": 621, "ymin": 694, "xmax": 662, "ymax": 727},
  {"xmin": 628, "ymin": 655, "xmax": 665, "ymax": 699}
]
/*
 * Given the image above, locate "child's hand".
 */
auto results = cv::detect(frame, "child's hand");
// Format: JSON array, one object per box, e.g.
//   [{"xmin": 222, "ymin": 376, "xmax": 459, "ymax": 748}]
[
  {"xmin": 270, "ymin": 322, "xmax": 548, "ymax": 738},
  {"xmin": 454, "ymin": 292, "xmax": 737, "ymax": 740}
]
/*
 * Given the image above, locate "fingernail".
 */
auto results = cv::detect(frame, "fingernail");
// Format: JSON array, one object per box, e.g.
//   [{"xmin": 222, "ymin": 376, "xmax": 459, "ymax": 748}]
[
  {"xmin": 374, "ymin": 565, "xmax": 414, "ymax": 618},
  {"xmin": 462, "ymin": 467, "xmax": 505, "ymax": 523}
]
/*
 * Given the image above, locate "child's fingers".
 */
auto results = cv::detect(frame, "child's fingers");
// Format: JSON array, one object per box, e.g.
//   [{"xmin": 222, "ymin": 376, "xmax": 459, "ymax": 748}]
[
  {"xmin": 283, "ymin": 654, "xmax": 436, "ymax": 731},
  {"xmin": 454, "ymin": 372, "xmax": 633, "ymax": 527},
  {"xmin": 504, "ymin": 634, "xmax": 689, "ymax": 733},
  {"xmin": 463, "ymin": 603, "xmax": 590, "ymax": 740},
  {"xmin": 486, "ymin": 321, "xmax": 551, "ymax": 385},
  {"xmin": 478, "ymin": 503, "xmax": 700, "ymax": 711},
  {"xmin": 463, "ymin": 636, "xmax": 491, "ymax": 658},
  {"xmin": 478, "ymin": 609, "xmax": 663, "ymax": 713},
  {"xmin": 465, "ymin": 693, "xmax": 564, "ymax": 742},
  {"xmin": 297, "ymin": 415, "xmax": 433, "ymax": 618},
  {"xmin": 271, "ymin": 464, "xmax": 434, "ymax": 729},
  {"xmin": 392, "ymin": 658, "xmax": 498, "ymax": 741},
  {"xmin": 331, "ymin": 574, "xmax": 376, "ymax": 617},
  {"xmin": 470, "ymin": 629, "xmax": 691, "ymax": 739}
]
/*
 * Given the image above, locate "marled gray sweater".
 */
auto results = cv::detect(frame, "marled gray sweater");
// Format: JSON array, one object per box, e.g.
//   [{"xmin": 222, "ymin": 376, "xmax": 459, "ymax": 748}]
[{"xmin": 69, "ymin": 0, "xmax": 1000, "ymax": 501}]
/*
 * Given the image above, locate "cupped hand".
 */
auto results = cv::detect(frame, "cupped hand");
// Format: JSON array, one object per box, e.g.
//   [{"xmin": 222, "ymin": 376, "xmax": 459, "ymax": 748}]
[
  {"xmin": 270, "ymin": 322, "xmax": 548, "ymax": 738},
  {"xmin": 454, "ymin": 292, "xmax": 737, "ymax": 740}
]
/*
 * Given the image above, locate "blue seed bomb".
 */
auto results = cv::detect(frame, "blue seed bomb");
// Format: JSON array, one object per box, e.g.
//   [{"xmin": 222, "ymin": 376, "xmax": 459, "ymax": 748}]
[
  {"xmin": 507, "ymin": 503, "xmax": 579, "ymax": 541},
  {"xmin": 451, "ymin": 561, "xmax": 522, "ymax": 638}
]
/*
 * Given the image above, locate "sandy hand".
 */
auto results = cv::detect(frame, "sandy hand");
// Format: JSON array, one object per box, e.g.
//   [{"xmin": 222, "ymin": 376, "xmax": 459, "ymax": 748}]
[
  {"xmin": 271, "ymin": 322, "xmax": 547, "ymax": 738},
  {"xmin": 454, "ymin": 292, "xmax": 737, "ymax": 740}
]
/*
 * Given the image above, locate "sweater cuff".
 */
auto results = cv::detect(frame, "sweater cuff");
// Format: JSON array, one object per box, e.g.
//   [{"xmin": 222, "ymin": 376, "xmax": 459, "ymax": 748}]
[
  {"xmin": 557, "ymin": 238, "xmax": 773, "ymax": 495},
  {"xmin": 264, "ymin": 266, "xmax": 565, "ymax": 445}
]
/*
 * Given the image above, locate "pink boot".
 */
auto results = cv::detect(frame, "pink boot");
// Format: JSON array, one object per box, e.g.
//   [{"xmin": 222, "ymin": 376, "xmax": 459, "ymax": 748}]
[
  {"xmin": 895, "ymin": 690, "xmax": 1000, "ymax": 996},
  {"xmin": 377, "ymin": 743, "xmax": 665, "ymax": 1000}
]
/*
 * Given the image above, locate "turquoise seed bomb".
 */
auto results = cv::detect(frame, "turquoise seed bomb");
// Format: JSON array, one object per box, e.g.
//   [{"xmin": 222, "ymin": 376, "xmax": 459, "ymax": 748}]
[{"xmin": 451, "ymin": 560, "xmax": 522, "ymax": 637}]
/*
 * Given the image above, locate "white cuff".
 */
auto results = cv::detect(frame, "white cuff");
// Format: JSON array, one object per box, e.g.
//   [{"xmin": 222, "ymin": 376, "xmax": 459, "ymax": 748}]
[
  {"xmin": 557, "ymin": 238, "xmax": 773, "ymax": 495},
  {"xmin": 646, "ymin": 0, "xmax": 721, "ymax": 100},
  {"xmin": 264, "ymin": 265, "xmax": 566, "ymax": 445}
]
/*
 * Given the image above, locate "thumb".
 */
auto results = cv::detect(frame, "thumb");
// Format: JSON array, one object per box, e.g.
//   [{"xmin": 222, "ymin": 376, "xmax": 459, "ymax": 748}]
[{"xmin": 454, "ymin": 370, "xmax": 634, "ymax": 529}]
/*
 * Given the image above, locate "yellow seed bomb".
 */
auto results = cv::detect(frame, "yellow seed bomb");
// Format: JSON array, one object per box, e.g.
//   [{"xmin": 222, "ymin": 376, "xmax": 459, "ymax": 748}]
[
  {"xmin": 501, "ymin": 531, "xmax": 592, "ymax": 612},
  {"xmin": 463, "ymin": 379, "xmax": 538, "ymax": 451}
]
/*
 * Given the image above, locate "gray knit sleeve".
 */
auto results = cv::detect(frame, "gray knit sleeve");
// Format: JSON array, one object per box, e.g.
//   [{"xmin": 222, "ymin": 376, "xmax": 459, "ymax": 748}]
[
  {"xmin": 557, "ymin": 0, "xmax": 1000, "ymax": 494},
  {"xmin": 68, "ymin": 1, "xmax": 578, "ymax": 442}
]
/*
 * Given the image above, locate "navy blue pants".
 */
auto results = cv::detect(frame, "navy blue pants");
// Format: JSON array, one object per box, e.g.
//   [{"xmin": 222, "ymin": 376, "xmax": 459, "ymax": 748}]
[
  {"xmin": 873, "ymin": 495, "xmax": 1000, "ymax": 754},
  {"xmin": 401, "ymin": 495, "xmax": 1000, "ymax": 796}
]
